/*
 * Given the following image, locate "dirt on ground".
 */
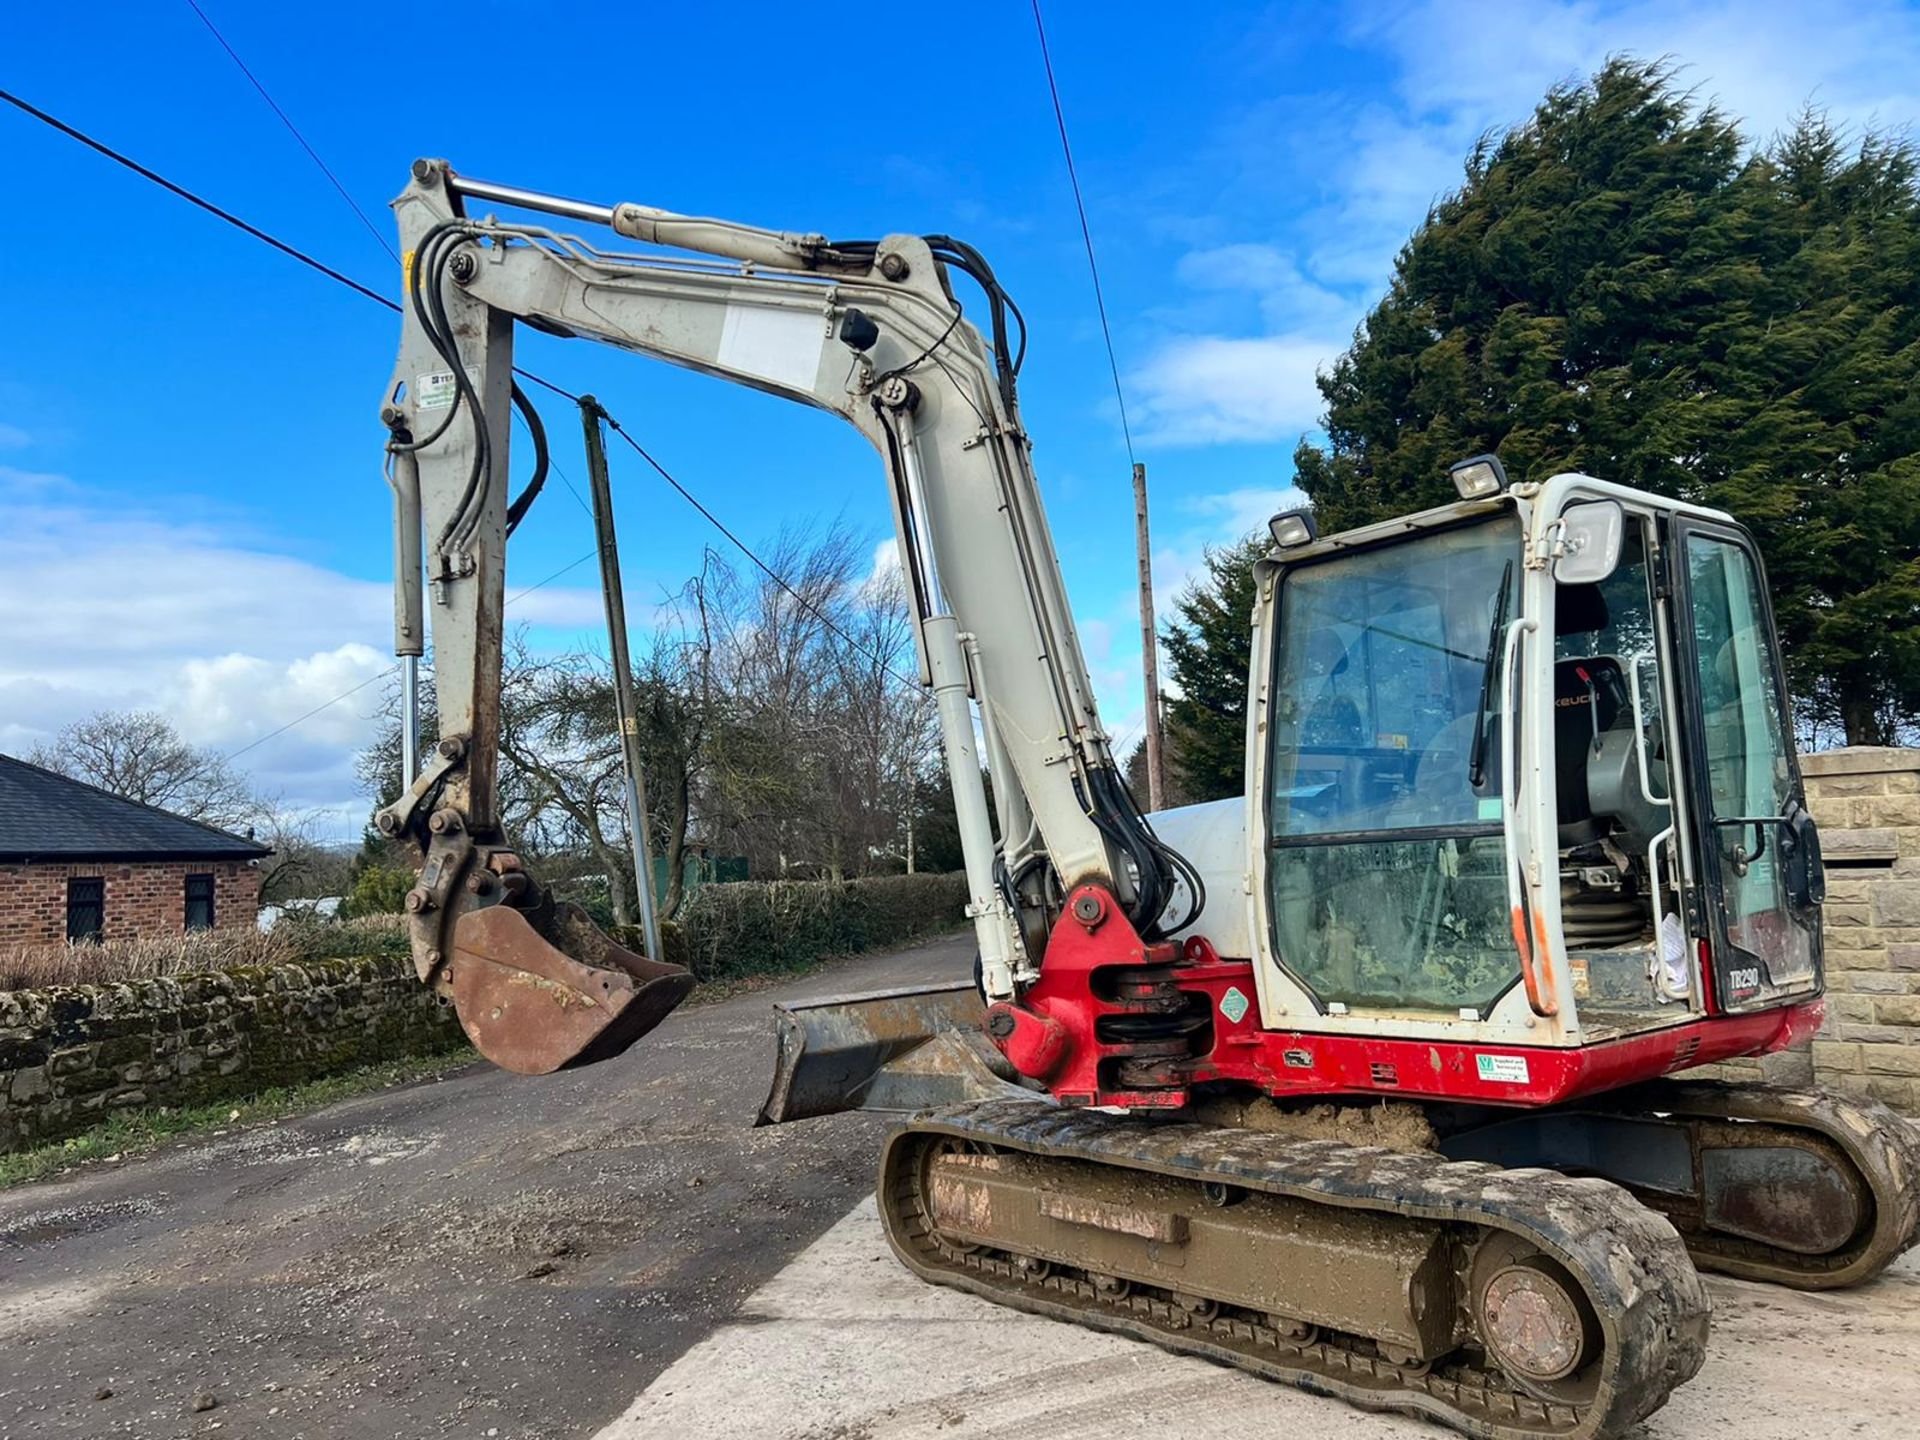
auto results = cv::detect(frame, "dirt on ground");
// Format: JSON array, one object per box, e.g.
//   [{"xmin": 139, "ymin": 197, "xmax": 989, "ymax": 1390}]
[{"xmin": 0, "ymin": 935, "xmax": 972, "ymax": 1440}]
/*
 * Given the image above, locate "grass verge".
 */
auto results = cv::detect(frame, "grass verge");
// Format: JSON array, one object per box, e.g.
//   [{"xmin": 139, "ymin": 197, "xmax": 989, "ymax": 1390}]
[{"xmin": 0, "ymin": 1047, "xmax": 475, "ymax": 1191}]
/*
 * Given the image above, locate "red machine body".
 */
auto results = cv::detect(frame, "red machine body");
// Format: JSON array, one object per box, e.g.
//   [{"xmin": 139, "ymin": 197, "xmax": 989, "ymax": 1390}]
[{"xmin": 988, "ymin": 884, "xmax": 1823, "ymax": 1111}]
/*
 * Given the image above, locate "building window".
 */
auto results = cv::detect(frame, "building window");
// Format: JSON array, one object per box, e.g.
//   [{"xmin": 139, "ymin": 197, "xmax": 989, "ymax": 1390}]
[
  {"xmin": 185, "ymin": 873, "xmax": 216, "ymax": 932},
  {"xmin": 66, "ymin": 877, "xmax": 105, "ymax": 943}
]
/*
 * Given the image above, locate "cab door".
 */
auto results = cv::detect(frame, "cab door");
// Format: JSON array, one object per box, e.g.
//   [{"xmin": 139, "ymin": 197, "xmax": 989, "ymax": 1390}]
[{"xmin": 1669, "ymin": 520, "xmax": 1823, "ymax": 1009}]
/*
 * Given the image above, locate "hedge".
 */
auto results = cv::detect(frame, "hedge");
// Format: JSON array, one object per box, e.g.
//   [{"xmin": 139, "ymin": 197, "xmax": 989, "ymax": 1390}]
[{"xmin": 657, "ymin": 871, "xmax": 970, "ymax": 981}]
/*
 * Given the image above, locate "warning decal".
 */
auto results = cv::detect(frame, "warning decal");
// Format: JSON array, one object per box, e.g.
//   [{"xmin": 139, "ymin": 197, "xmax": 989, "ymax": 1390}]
[
  {"xmin": 417, "ymin": 372, "xmax": 458, "ymax": 410},
  {"xmin": 1475, "ymin": 1053, "xmax": 1530, "ymax": 1084},
  {"xmin": 1219, "ymin": 986, "xmax": 1250, "ymax": 1024}
]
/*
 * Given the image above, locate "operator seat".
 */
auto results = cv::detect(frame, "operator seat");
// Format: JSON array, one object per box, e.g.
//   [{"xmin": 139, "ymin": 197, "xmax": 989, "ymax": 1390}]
[{"xmin": 1553, "ymin": 583, "xmax": 1626, "ymax": 847}]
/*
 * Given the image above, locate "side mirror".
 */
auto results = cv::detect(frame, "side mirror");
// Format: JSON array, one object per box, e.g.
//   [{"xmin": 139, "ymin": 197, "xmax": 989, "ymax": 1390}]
[
  {"xmin": 1553, "ymin": 501, "xmax": 1625, "ymax": 585},
  {"xmin": 1782, "ymin": 803, "xmax": 1826, "ymax": 911}
]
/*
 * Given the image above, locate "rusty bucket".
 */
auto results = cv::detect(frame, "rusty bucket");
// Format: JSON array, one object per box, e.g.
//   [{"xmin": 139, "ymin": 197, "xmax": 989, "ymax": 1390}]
[{"xmin": 445, "ymin": 901, "xmax": 694, "ymax": 1075}]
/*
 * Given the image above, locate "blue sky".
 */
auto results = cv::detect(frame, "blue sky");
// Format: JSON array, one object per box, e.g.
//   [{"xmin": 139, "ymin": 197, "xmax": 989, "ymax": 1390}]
[{"xmin": 6, "ymin": 0, "xmax": 1920, "ymax": 841}]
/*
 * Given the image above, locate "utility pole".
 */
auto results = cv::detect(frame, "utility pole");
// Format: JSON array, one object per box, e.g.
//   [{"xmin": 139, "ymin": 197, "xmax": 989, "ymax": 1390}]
[
  {"xmin": 1133, "ymin": 462, "xmax": 1166, "ymax": 811},
  {"xmin": 579, "ymin": 395, "xmax": 665, "ymax": 966}
]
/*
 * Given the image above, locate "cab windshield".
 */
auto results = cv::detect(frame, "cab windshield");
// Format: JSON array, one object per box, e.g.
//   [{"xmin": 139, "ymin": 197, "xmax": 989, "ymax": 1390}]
[{"xmin": 1265, "ymin": 517, "xmax": 1522, "ymax": 1014}]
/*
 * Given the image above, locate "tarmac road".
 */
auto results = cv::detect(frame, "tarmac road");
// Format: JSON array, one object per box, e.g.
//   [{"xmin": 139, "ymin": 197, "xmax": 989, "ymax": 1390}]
[
  {"xmin": 0, "ymin": 933, "xmax": 973, "ymax": 1440},
  {"xmin": 7, "ymin": 928, "xmax": 1919, "ymax": 1440}
]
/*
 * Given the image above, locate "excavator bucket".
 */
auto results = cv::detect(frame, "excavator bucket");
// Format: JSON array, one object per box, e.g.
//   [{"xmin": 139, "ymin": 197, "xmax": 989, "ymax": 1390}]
[
  {"xmin": 756, "ymin": 981, "xmax": 1032, "ymax": 1125},
  {"xmin": 446, "ymin": 901, "xmax": 694, "ymax": 1075}
]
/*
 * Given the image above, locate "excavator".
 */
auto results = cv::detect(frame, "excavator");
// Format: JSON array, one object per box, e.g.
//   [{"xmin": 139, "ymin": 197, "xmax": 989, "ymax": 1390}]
[{"xmin": 375, "ymin": 159, "xmax": 1919, "ymax": 1439}]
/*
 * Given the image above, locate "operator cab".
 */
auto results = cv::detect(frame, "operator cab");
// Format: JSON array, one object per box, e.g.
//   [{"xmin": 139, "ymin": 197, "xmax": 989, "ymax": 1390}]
[{"xmin": 1245, "ymin": 465, "xmax": 1825, "ymax": 1051}]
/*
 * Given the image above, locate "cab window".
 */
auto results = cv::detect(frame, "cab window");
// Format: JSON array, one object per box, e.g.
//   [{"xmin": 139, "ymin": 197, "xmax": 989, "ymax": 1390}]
[{"xmin": 1265, "ymin": 518, "xmax": 1523, "ymax": 1014}]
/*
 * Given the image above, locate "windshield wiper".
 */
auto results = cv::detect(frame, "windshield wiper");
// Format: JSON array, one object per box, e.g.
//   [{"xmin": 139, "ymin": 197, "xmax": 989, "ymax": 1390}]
[{"xmin": 1468, "ymin": 559, "xmax": 1515, "ymax": 790}]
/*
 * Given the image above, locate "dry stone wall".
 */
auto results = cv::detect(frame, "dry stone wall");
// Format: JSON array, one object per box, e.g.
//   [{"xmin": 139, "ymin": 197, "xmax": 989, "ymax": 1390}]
[{"xmin": 0, "ymin": 955, "xmax": 465, "ymax": 1153}]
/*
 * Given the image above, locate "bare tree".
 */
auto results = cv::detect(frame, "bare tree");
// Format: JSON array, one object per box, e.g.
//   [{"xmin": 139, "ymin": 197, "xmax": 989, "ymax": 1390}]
[
  {"xmin": 824, "ymin": 564, "xmax": 937, "ymax": 873},
  {"xmin": 631, "ymin": 592, "xmax": 711, "ymax": 918},
  {"xmin": 692, "ymin": 524, "xmax": 937, "ymax": 879},
  {"xmin": 351, "ymin": 521, "xmax": 947, "ymax": 920},
  {"xmin": 357, "ymin": 637, "xmax": 708, "ymax": 924},
  {"xmin": 28, "ymin": 709, "xmax": 262, "ymax": 833},
  {"xmin": 256, "ymin": 810, "xmax": 354, "ymax": 903},
  {"xmin": 496, "ymin": 640, "xmax": 640, "ymax": 923}
]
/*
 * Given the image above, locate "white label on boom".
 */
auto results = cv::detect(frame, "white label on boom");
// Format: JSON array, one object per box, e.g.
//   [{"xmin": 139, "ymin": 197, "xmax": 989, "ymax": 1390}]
[{"xmin": 716, "ymin": 305, "xmax": 824, "ymax": 393}]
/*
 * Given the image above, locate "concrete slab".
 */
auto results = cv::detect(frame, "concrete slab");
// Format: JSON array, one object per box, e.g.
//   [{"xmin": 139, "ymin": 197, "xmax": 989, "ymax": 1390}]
[{"xmin": 596, "ymin": 1197, "xmax": 1920, "ymax": 1440}]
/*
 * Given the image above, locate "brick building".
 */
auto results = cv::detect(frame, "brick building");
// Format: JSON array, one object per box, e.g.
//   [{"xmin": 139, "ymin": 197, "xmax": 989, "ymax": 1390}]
[{"xmin": 0, "ymin": 754, "xmax": 271, "ymax": 946}]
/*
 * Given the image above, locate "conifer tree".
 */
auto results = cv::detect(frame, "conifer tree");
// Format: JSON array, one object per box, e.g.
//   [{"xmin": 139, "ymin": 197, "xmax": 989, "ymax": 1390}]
[
  {"xmin": 1294, "ymin": 59, "xmax": 1920, "ymax": 743},
  {"xmin": 1162, "ymin": 534, "xmax": 1267, "ymax": 799}
]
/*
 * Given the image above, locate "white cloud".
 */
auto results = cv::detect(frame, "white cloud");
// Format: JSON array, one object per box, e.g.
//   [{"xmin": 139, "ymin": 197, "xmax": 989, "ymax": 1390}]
[
  {"xmin": 0, "ymin": 423, "xmax": 30, "ymax": 449},
  {"xmin": 1183, "ymin": 487, "xmax": 1307, "ymax": 543},
  {"xmin": 1148, "ymin": 485, "xmax": 1304, "ymax": 624},
  {"xmin": 1071, "ymin": 613, "xmax": 1149, "ymax": 761},
  {"xmin": 1353, "ymin": 0, "xmax": 1920, "ymax": 142},
  {"xmin": 0, "ymin": 478, "xmax": 608, "ymax": 839},
  {"xmin": 860, "ymin": 537, "xmax": 902, "ymax": 596},
  {"xmin": 1130, "ymin": 0, "xmax": 1920, "ymax": 452},
  {"xmin": 0, "ymin": 462, "xmax": 76, "ymax": 496},
  {"xmin": 1070, "ymin": 482, "xmax": 1305, "ymax": 753},
  {"xmin": 1132, "ymin": 333, "xmax": 1344, "ymax": 447},
  {"xmin": 501, "ymin": 583, "xmax": 614, "ymax": 631},
  {"xmin": 1173, "ymin": 244, "xmax": 1354, "ymax": 332},
  {"xmin": 1319, "ymin": 0, "xmax": 1920, "ymax": 286}
]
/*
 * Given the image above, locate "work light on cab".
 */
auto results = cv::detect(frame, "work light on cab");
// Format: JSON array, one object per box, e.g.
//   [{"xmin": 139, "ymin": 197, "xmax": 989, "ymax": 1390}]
[
  {"xmin": 1449, "ymin": 452, "xmax": 1510, "ymax": 499},
  {"xmin": 1268, "ymin": 507, "xmax": 1318, "ymax": 547}
]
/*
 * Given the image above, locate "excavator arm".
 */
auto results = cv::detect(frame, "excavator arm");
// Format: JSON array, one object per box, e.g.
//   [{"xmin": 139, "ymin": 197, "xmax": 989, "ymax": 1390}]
[{"xmin": 377, "ymin": 160, "xmax": 1193, "ymax": 1074}]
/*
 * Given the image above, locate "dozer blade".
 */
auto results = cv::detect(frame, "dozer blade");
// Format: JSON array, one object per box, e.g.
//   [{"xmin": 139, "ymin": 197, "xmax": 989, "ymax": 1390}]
[
  {"xmin": 446, "ymin": 901, "xmax": 694, "ymax": 1075},
  {"xmin": 756, "ymin": 981, "xmax": 1032, "ymax": 1125}
]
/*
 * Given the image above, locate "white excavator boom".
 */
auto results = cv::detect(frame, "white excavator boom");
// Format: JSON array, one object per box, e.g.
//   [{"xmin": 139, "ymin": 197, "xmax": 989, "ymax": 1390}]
[{"xmin": 375, "ymin": 160, "xmax": 1194, "ymax": 1072}]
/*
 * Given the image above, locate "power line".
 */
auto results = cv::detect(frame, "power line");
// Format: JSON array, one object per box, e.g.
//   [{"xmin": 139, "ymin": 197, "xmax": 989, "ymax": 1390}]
[
  {"xmin": 221, "ymin": 549, "xmax": 602, "ymax": 764},
  {"xmin": 1028, "ymin": 1, "xmax": 1136, "ymax": 465},
  {"xmin": 2, "ymin": 89, "xmax": 919, "ymax": 730},
  {"xmin": 0, "ymin": 81, "xmax": 578, "ymax": 446},
  {"xmin": 182, "ymin": 0, "xmax": 396, "ymax": 263},
  {"xmin": 0, "ymin": 86, "xmax": 715, "ymax": 545},
  {"xmin": 222, "ymin": 665, "xmax": 395, "ymax": 763},
  {"xmin": 172, "ymin": 4, "xmax": 587, "ymax": 533},
  {"xmin": 507, "ymin": 549, "xmax": 596, "ymax": 607},
  {"xmin": 598, "ymin": 412, "xmax": 919, "ymax": 689},
  {"xmin": 0, "ymin": 88, "xmax": 398, "ymax": 313}
]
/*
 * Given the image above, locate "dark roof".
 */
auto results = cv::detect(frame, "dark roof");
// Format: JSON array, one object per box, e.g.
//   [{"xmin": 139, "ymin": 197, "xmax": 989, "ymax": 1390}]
[{"xmin": 0, "ymin": 754, "xmax": 273, "ymax": 862}]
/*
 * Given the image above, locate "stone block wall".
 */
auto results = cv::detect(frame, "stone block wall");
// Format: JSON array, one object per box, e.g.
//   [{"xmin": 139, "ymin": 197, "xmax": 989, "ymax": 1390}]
[
  {"xmin": 1798, "ymin": 747, "xmax": 1920, "ymax": 1111},
  {"xmin": 1700, "ymin": 746, "xmax": 1920, "ymax": 1112},
  {"xmin": 0, "ymin": 954, "xmax": 465, "ymax": 1153},
  {"xmin": 0, "ymin": 858, "xmax": 261, "ymax": 947}
]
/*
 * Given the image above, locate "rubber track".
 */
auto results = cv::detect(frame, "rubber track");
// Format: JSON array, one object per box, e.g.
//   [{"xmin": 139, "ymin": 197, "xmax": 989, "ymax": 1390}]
[
  {"xmin": 881, "ymin": 1100, "xmax": 1709, "ymax": 1440},
  {"xmin": 1597, "ymin": 1079, "xmax": 1920, "ymax": 1289}
]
